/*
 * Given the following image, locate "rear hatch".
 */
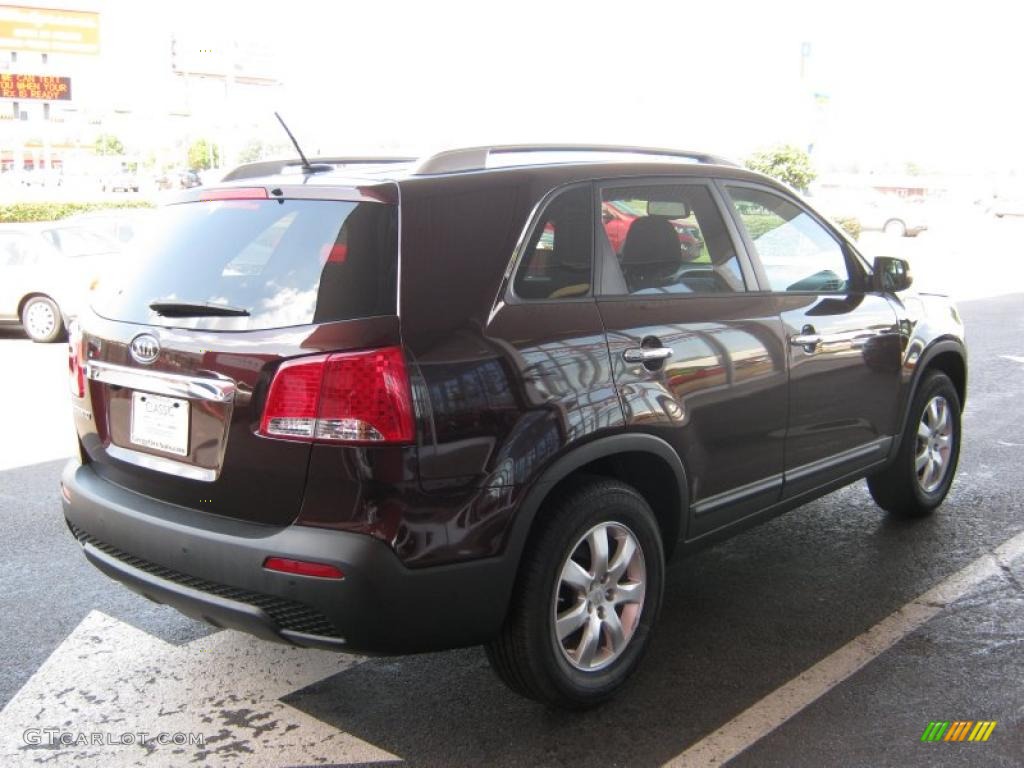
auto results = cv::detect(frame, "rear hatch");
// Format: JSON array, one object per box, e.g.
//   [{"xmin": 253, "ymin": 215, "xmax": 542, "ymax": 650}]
[{"xmin": 73, "ymin": 184, "xmax": 401, "ymax": 526}]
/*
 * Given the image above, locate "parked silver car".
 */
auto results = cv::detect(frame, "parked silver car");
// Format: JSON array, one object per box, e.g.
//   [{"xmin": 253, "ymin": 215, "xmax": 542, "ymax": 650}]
[{"xmin": 0, "ymin": 223, "xmax": 120, "ymax": 342}]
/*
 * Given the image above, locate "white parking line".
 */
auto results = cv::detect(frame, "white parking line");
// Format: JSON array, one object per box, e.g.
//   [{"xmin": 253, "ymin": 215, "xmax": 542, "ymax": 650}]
[
  {"xmin": 0, "ymin": 612, "xmax": 394, "ymax": 766},
  {"xmin": 663, "ymin": 530, "xmax": 1024, "ymax": 768}
]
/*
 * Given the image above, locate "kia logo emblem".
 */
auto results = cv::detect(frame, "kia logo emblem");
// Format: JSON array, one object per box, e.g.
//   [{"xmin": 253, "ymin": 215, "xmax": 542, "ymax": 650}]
[{"xmin": 129, "ymin": 333, "xmax": 160, "ymax": 365}]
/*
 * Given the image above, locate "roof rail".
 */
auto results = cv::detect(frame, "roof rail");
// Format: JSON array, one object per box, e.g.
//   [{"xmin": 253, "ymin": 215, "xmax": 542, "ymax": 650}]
[
  {"xmin": 411, "ymin": 144, "xmax": 736, "ymax": 175},
  {"xmin": 221, "ymin": 156, "xmax": 415, "ymax": 182}
]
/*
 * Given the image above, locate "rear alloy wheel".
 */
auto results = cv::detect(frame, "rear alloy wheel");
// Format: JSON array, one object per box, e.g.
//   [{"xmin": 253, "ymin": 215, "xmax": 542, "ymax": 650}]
[
  {"xmin": 868, "ymin": 371, "xmax": 961, "ymax": 517},
  {"xmin": 21, "ymin": 295, "xmax": 65, "ymax": 343},
  {"xmin": 554, "ymin": 521, "xmax": 647, "ymax": 672},
  {"xmin": 486, "ymin": 477, "xmax": 664, "ymax": 709}
]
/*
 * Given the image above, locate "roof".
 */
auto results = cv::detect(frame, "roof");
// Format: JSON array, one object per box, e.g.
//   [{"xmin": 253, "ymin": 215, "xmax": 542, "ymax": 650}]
[{"xmin": 215, "ymin": 144, "xmax": 762, "ymax": 191}]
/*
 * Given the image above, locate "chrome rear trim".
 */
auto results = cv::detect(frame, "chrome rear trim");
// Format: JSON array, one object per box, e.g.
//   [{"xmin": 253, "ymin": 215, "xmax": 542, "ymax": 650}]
[
  {"xmin": 86, "ymin": 361, "xmax": 236, "ymax": 403},
  {"xmin": 106, "ymin": 443, "xmax": 217, "ymax": 482}
]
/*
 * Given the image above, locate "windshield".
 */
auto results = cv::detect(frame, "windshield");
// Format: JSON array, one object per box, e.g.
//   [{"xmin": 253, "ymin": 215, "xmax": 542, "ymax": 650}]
[{"xmin": 93, "ymin": 198, "xmax": 398, "ymax": 331}]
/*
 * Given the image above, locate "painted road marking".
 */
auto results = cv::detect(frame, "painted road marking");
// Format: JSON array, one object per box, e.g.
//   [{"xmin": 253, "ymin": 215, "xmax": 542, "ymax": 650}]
[
  {"xmin": 663, "ymin": 530, "xmax": 1024, "ymax": 768},
  {"xmin": 1000, "ymin": 355, "xmax": 1024, "ymax": 365},
  {"xmin": 0, "ymin": 611, "xmax": 395, "ymax": 767}
]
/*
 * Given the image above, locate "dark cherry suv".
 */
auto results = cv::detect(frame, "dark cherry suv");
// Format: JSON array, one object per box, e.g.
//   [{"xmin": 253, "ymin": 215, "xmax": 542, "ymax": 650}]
[{"xmin": 62, "ymin": 145, "xmax": 966, "ymax": 709}]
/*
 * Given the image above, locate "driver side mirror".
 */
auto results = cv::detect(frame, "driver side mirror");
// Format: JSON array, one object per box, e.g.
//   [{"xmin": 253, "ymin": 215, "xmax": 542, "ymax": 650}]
[{"xmin": 872, "ymin": 256, "xmax": 913, "ymax": 293}]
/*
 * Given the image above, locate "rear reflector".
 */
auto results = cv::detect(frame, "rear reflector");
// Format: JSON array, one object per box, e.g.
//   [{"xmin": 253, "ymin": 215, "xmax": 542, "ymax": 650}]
[
  {"xmin": 263, "ymin": 556, "xmax": 345, "ymax": 579},
  {"xmin": 68, "ymin": 323, "xmax": 85, "ymax": 398},
  {"xmin": 200, "ymin": 187, "xmax": 269, "ymax": 201},
  {"xmin": 259, "ymin": 347, "xmax": 415, "ymax": 444}
]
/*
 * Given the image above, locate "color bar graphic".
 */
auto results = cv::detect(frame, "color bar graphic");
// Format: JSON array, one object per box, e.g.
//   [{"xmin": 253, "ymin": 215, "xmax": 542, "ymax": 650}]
[{"xmin": 921, "ymin": 720, "xmax": 996, "ymax": 742}]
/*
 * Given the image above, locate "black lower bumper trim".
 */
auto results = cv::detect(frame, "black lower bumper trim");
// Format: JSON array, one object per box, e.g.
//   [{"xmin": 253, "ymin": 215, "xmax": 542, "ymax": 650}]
[
  {"xmin": 70, "ymin": 522, "xmax": 347, "ymax": 648},
  {"xmin": 62, "ymin": 460, "xmax": 518, "ymax": 654}
]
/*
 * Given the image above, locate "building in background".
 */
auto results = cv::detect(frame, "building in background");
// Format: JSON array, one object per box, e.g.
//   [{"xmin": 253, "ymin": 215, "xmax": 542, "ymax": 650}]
[
  {"xmin": 0, "ymin": 3, "xmax": 99, "ymax": 174},
  {"xmin": 0, "ymin": 2, "xmax": 280, "ymax": 184}
]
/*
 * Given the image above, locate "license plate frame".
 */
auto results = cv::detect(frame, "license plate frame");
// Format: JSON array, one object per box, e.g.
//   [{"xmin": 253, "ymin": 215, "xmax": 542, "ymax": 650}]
[{"xmin": 129, "ymin": 391, "xmax": 190, "ymax": 457}]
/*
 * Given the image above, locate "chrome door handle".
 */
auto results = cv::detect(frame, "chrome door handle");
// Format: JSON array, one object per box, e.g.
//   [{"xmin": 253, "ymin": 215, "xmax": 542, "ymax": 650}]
[
  {"xmin": 623, "ymin": 347, "xmax": 673, "ymax": 363},
  {"xmin": 789, "ymin": 333, "xmax": 822, "ymax": 348}
]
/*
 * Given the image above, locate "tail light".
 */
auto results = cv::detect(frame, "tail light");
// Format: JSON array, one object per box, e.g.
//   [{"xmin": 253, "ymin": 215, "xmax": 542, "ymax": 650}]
[
  {"xmin": 68, "ymin": 323, "xmax": 85, "ymax": 398},
  {"xmin": 259, "ymin": 347, "xmax": 414, "ymax": 444}
]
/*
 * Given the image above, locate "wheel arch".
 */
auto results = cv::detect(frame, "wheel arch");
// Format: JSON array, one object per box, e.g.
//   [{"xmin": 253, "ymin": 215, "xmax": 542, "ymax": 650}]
[
  {"xmin": 17, "ymin": 291, "xmax": 56, "ymax": 319},
  {"xmin": 505, "ymin": 434, "xmax": 689, "ymax": 571},
  {"xmin": 892, "ymin": 337, "xmax": 967, "ymax": 456}
]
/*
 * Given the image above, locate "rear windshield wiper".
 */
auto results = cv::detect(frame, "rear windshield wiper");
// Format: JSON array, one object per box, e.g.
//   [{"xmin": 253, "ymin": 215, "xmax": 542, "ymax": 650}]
[{"xmin": 149, "ymin": 300, "xmax": 250, "ymax": 317}]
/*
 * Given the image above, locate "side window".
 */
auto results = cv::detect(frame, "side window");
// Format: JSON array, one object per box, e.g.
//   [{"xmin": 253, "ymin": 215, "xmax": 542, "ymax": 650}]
[
  {"xmin": 514, "ymin": 186, "xmax": 593, "ymax": 300},
  {"xmin": 0, "ymin": 234, "xmax": 35, "ymax": 266},
  {"xmin": 726, "ymin": 186, "xmax": 850, "ymax": 293},
  {"xmin": 600, "ymin": 184, "xmax": 745, "ymax": 295},
  {"xmin": 0, "ymin": 235, "xmax": 24, "ymax": 266}
]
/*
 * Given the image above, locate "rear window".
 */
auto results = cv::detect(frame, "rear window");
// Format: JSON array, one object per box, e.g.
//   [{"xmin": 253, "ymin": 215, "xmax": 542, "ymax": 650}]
[{"xmin": 94, "ymin": 199, "xmax": 397, "ymax": 331}]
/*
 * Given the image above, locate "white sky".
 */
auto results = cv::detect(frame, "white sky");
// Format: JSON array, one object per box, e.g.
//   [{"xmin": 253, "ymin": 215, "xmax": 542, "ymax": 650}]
[{"xmin": 33, "ymin": 0, "xmax": 1024, "ymax": 173}]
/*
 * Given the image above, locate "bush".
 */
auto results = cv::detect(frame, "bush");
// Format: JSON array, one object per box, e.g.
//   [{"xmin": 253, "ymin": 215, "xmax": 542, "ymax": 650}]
[
  {"xmin": 745, "ymin": 144, "xmax": 817, "ymax": 193},
  {"xmin": 0, "ymin": 200, "xmax": 154, "ymax": 223},
  {"xmin": 833, "ymin": 216, "xmax": 861, "ymax": 240}
]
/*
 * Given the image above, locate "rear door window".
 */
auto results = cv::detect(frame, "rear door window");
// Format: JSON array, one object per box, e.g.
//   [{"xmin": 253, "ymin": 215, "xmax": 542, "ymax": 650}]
[
  {"xmin": 599, "ymin": 183, "xmax": 746, "ymax": 295},
  {"xmin": 94, "ymin": 198, "xmax": 397, "ymax": 330}
]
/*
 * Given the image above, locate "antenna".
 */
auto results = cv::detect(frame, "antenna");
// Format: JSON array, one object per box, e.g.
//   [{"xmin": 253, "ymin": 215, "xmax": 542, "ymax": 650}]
[{"xmin": 274, "ymin": 112, "xmax": 313, "ymax": 173}]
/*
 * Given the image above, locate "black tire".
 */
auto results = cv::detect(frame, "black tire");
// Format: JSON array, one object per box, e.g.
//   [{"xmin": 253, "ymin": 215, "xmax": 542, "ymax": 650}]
[
  {"xmin": 868, "ymin": 371, "xmax": 961, "ymax": 517},
  {"xmin": 486, "ymin": 477, "xmax": 664, "ymax": 709},
  {"xmin": 20, "ymin": 295, "xmax": 65, "ymax": 343}
]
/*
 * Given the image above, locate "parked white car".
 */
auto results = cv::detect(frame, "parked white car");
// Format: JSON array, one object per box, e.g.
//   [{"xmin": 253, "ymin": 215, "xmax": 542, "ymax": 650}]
[
  {"xmin": 809, "ymin": 188, "xmax": 929, "ymax": 237},
  {"xmin": 0, "ymin": 223, "xmax": 120, "ymax": 342},
  {"xmin": 64, "ymin": 207, "xmax": 156, "ymax": 246}
]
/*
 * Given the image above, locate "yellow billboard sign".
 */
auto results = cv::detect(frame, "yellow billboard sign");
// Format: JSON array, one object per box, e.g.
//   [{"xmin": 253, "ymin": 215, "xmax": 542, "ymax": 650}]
[{"xmin": 0, "ymin": 5, "xmax": 100, "ymax": 55}]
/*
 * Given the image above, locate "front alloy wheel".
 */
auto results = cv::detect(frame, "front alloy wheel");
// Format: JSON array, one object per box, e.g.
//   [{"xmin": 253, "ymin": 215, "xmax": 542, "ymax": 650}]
[
  {"xmin": 916, "ymin": 395, "xmax": 954, "ymax": 493},
  {"xmin": 868, "ymin": 370, "xmax": 961, "ymax": 517}
]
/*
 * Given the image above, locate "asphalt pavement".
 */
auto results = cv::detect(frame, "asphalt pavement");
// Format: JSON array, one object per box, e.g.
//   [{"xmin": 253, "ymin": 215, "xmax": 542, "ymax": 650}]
[{"xmin": 0, "ymin": 288, "xmax": 1021, "ymax": 764}]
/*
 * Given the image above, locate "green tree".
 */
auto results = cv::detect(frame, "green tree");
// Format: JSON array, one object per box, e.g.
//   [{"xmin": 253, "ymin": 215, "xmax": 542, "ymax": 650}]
[
  {"xmin": 745, "ymin": 144, "xmax": 817, "ymax": 192},
  {"xmin": 94, "ymin": 133, "xmax": 125, "ymax": 156},
  {"xmin": 187, "ymin": 138, "xmax": 220, "ymax": 171}
]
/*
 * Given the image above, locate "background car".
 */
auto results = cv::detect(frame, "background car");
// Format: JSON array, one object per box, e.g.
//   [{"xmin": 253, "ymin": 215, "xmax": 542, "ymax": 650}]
[
  {"xmin": 0, "ymin": 223, "xmax": 121, "ymax": 342},
  {"xmin": 155, "ymin": 169, "xmax": 202, "ymax": 190},
  {"xmin": 64, "ymin": 208, "xmax": 156, "ymax": 246},
  {"xmin": 809, "ymin": 187, "xmax": 929, "ymax": 237},
  {"xmin": 992, "ymin": 195, "xmax": 1024, "ymax": 217},
  {"xmin": 100, "ymin": 170, "xmax": 140, "ymax": 193}
]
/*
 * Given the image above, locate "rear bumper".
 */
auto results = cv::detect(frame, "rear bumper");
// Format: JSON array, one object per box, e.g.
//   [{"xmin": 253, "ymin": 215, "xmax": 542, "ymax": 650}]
[{"xmin": 61, "ymin": 460, "xmax": 514, "ymax": 654}]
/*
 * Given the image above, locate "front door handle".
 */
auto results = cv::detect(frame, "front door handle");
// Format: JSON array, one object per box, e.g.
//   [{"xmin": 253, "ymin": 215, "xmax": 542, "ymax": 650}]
[
  {"xmin": 623, "ymin": 347, "xmax": 673, "ymax": 364},
  {"xmin": 789, "ymin": 333, "xmax": 823, "ymax": 347},
  {"xmin": 790, "ymin": 324, "xmax": 821, "ymax": 352}
]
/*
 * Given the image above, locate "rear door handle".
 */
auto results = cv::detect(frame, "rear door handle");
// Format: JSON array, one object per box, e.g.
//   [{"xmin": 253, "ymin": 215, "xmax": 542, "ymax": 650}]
[{"xmin": 623, "ymin": 347, "xmax": 673, "ymax": 364}]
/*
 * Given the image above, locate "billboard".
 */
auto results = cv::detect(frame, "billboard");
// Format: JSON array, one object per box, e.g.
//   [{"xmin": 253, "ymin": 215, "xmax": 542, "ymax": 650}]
[
  {"xmin": 0, "ymin": 73, "xmax": 71, "ymax": 100},
  {"xmin": 0, "ymin": 5, "xmax": 100, "ymax": 55},
  {"xmin": 171, "ymin": 36, "xmax": 276, "ymax": 82}
]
